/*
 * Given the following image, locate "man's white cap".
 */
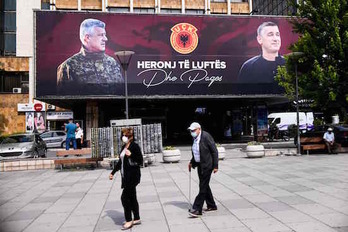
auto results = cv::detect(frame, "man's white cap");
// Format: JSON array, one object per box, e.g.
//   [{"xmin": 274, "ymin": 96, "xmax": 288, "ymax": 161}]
[
  {"xmin": 328, "ymin": 127, "xmax": 333, "ymax": 131},
  {"xmin": 188, "ymin": 122, "xmax": 201, "ymax": 131}
]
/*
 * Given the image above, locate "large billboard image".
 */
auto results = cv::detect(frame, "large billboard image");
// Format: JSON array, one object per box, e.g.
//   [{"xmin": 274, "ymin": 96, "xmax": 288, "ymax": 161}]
[{"xmin": 35, "ymin": 11, "xmax": 298, "ymax": 97}]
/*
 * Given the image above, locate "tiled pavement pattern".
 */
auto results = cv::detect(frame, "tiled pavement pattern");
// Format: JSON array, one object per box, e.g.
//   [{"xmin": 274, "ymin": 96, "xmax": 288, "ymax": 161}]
[{"xmin": 1, "ymin": 149, "xmax": 348, "ymax": 232}]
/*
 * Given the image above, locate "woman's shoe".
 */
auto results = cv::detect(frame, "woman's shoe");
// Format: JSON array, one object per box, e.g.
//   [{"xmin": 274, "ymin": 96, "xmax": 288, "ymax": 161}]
[
  {"xmin": 133, "ymin": 219, "xmax": 141, "ymax": 225},
  {"xmin": 121, "ymin": 221, "xmax": 133, "ymax": 230}
]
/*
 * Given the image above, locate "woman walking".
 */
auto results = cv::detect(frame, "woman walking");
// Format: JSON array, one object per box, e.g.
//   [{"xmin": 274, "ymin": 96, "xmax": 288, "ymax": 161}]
[{"xmin": 109, "ymin": 128, "xmax": 143, "ymax": 230}]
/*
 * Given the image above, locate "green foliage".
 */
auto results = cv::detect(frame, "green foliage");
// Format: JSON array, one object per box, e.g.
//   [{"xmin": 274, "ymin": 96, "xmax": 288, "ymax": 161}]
[
  {"xmin": 276, "ymin": 0, "xmax": 348, "ymax": 119},
  {"xmin": 247, "ymin": 141, "xmax": 261, "ymax": 146},
  {"xmin": 164, "ymin": 146, "xmax": 176, "ymax": 150}
]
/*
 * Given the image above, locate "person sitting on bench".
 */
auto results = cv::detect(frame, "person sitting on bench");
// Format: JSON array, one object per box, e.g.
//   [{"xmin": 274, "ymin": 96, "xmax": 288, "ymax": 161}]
[{"xmin": 323, "ymin": 127, "xmax": 337, "ymax": 154}]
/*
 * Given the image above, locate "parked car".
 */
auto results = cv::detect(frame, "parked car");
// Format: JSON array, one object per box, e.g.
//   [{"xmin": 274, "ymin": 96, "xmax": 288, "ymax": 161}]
[
  {"xmin": 301, "ymin": 124, "xmax": 348, "ymax": 146},
  {"xmin": 40, "ymin": 130, "xmax": 67, "ymax": 148},
  {"xmin": 0, "ymin": 133, "xmax": 47, "ymax": 159}
]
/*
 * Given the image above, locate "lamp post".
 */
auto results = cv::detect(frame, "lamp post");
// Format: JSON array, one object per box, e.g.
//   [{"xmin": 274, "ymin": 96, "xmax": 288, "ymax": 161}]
[
  {"xmin": 114, "ymin": 51, "xmax": 135, "ymax": 119},
  {"xmin": 286, "ymin": 52, "xmax": 304, "ymax": 155}
]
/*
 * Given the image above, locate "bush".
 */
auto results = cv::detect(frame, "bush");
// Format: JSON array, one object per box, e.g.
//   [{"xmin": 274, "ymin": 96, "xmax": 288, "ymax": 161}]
[{"xmin": 247, "ymin": 141, "xmax": 260, "ymax": 146}]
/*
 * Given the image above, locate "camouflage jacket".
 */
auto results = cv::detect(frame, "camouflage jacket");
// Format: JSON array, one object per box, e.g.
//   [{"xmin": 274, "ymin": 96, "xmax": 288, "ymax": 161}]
[{"xmin": 57, "ymin": 47, "xmax": 124, "ymax": 95}]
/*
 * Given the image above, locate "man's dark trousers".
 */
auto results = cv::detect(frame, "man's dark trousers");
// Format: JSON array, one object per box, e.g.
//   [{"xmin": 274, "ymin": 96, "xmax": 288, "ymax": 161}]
[{"xmin": 192, "ymin": 166, "xmax": 216, "ymax": 211}]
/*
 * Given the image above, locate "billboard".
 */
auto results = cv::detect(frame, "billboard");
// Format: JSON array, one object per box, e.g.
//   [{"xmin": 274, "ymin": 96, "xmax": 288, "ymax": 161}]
[{"xmin": 35, "ymin": 11, "xmax": 298, "ymax": 97}]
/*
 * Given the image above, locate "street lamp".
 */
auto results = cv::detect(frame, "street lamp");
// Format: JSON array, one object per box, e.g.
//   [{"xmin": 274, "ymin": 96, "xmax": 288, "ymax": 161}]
[
  {"xmin": 115, "ymin": 51, "xmax": 135, "ymax": 119},
  {"xmin": 286, "ymin": 52, "xmax": 304, "ymax": 155}
]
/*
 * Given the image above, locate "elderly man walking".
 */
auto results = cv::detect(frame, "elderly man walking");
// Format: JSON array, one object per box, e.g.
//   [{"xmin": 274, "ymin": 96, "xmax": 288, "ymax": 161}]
[{"xmin": 188, "ymin": 122, "xmax": 219, "ymax": 217}]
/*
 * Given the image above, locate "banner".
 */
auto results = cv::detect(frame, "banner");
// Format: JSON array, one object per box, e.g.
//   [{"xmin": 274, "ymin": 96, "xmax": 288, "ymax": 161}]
[{"xmin": 35, "ymin": 12, "xmax": 298, "ymax": 97}]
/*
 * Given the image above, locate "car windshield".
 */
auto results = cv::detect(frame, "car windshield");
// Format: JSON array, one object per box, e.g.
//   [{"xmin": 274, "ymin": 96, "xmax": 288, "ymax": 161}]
[{"xmin": 2, "ymin": 135, "xmax": 34, "ymax": 144}]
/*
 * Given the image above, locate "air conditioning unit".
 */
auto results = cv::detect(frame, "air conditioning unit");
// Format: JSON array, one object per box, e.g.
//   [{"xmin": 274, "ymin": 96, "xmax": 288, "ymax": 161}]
[
  {"xmin": 47, "ymin": 104, "xmax": 56, "ymax": 110},
  {"xmin": 13, "ymin": 88, "xmax": 22, "ymax": 93}
]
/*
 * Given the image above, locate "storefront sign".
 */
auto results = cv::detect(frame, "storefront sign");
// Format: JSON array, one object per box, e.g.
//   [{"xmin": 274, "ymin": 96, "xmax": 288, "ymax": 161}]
[
  {"xmin": 46, "ymin": 112, "xmax": 74, "ymax": 120},
  {"xmin": 18, "ymin": 103, "xmax": 46, "ymax": 112}
]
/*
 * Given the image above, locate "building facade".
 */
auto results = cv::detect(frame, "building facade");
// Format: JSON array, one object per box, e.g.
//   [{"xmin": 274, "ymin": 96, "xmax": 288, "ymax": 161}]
[{"xmin": 1, "ymin": 0, "xmax": 296, "ymax": 145}]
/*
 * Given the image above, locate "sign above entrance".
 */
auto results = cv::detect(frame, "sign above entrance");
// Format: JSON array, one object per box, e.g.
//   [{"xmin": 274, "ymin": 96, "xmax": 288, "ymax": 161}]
[
  {"xmin": 18, "ymin": 103, "xmax": 46, "ymax": 112},
  {"xmin": 35, "ymin": 12, "xmax": 298, "ymax": 97},
  {"xmin": 46, "ymin": 112, "xmax": 74, "ymax": 120}
]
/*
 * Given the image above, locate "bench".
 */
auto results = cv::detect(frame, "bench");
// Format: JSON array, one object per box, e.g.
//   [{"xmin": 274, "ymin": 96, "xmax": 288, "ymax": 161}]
[
  {"xmin": 56, "ymin": 148, "xmax": 92, "ymax": 157},
  {"xmin": 55, "ymin": 148, "xmax": 102, "ymax": 169},
  {"xmin": 300, "ymin": 136, "xmax": 340, "ymax": 154},
  {"xmin": 54, "ymin": 157, "xmax": 103, "ymax": 170},
  {"xmin": 300, "ymin": 137, "xmax": 326, "ymax": 155}
]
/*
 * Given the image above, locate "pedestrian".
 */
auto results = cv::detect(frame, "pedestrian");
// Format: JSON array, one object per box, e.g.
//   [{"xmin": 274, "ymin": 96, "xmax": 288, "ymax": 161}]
[
  {"xmin": 188, "ymin": 122, "xmax": 219, "ymax": 217},
  {"xmin": 65, "ymin": 118, "xmax": 77, "ymax": 150},
  {"xmin": 109, "ymin": 128, "xmax": 143, "ymax": 230},
  {"xmin": 75, "ymin": 123, "xmax": 84, "ymax": 149},
  {"xmin": 323, "ymin": 127, "xmax": 337, "ymax": 154}
]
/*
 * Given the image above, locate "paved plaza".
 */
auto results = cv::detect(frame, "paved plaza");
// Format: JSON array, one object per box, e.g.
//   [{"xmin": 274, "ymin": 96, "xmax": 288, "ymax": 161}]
[{"xmin": 1, "ymin": 149, "xmax": 348, "ymax": 232}]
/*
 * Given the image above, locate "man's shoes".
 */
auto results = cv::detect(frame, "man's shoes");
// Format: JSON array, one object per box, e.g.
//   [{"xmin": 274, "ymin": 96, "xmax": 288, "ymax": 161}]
[
  {"xmin": 204, "ymin": 207, "xmax": 217, "ymax": 212},
  {"xmin": 189, "ymin": 210, "xmax": 202, "ymax": 218}
]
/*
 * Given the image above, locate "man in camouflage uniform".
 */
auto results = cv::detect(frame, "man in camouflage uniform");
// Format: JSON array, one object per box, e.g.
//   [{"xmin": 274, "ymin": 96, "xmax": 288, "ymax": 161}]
[{"xmin": 57, "ymin": 18, "xmax": 124, "ymax": 95}]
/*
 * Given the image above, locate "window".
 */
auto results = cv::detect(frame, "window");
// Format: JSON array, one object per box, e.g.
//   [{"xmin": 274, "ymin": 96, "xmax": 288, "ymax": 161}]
[
  {"xmin": 161, "ymin": 8, "xmax": 181, "ymax": 14},
  {"xmin": 133, "ymin": 8, "xmax": 155, "ymax": 13},
  {"xmin": 1, "ymin": 0, "xmax": 17, "ymax": 56},
  {"xmin": 185, "ymin": 9, "xmax": 204, "ymax": 14},
  {"xmin": 107, "ymin": 7, "xmax": 129, "ymax": 13},
  {"xmin": 40, "ymin": 132, "xmax": 53, "ymax": 138},
  {"xmin": 0, "ymin": 72, "xmax": 29, "ymax": 93}
]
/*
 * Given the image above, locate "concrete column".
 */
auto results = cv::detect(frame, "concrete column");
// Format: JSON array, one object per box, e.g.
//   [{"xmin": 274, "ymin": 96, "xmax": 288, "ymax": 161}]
[
  {"xmin": 204, "ymin": 0, "xmax": 207, "ymax": 14},
  {"xmin": 248, "ymin": 0, "xmax": 252, "ymax": 14},
  {"xmin": 29, "ymin": 57, "xmax": 34, "ymax": 103},
  {"xmin": 86, "ymin": 101, "xmax": 99, "ymax": 142},
  {"xmin": 227, "ymin": 0, "xmax": 231, "ymax": 15},
  {"xmin": 78, "ymin": 0, "xmax": 81, "ymax": 11},
  {"xmin": 181, "ymin": 0, "xmax": 185, "ymax": 14},
  {"xmin": 130, "ymin": 0, "xmax": 133, "ymax": 12},
  {"xmin": 158, "ymin": 0, "xmax": 161, "ymax": 13}
]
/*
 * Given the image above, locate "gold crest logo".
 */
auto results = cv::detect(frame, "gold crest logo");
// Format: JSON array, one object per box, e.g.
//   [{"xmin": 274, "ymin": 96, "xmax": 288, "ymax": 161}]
[{"xmin": 170, "ymin": 23, "xmax": 198, "ymax": 54}]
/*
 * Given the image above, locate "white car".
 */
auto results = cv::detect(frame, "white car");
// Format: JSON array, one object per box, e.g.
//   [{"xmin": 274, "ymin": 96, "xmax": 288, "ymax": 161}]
[
  {"xmin": 0, "ymin": 133, "xmax": 47, "ymax": 159},
  {"xmin": 40, "ymin": 130, "xmax": 67, "ymax": 148}
]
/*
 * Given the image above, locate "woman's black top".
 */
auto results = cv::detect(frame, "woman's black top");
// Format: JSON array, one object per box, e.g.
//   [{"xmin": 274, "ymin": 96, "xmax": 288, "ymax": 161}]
[{"xmin": 111, "ymin": 141, "xmax": 143, "ymax": 188}]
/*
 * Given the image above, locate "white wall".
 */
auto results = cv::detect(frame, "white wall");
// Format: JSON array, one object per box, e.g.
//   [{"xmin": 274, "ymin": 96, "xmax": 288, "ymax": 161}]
[
  {"xmin": 16, "ymin": 0, "xmax": 41, "ymax": 57},
  {"xmin": 17, "ymin": 0, "xmax": 41, "ymax": 103}
]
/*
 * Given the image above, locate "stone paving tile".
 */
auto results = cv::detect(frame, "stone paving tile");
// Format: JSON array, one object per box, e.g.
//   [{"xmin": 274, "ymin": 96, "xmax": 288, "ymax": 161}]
[
  {"xmin": 242, "ymin": 217, "xmax": 291, "ymax": 232},
  {"xmin": 275, "ymin": 196, "xmax": 315, "ymax": 205},
  {"xmin": 63, "ymin": 214, "xmax": 100, "ymax": 227},
  {"xmin": 287, "ymin": 221, "xmax": 339, "ymax": 232},
  {"xmin": 22, "ymin": 221, "xmax": 63, "ymax": 232},
  {"xmin": 242, "ymin": 194, "xmax": 278, "ymax": 203},
  {"xmin": 33, "ymin": 212, "xmax": 69, "ymax": 224},
  {"xmin": 268, "ymin": 210, "xmax": 317, "ymax": 223},
  {"xmin": 202, "ymin": 214, "xmax": 245, "ymax": 229},
  {"xmin": 4, "ymin": 209, "xmax": 43, "ymax": 221},
  {"xmin": 210, "ymin": 227, "xmax": 252, "ymax": 232},
  {"xmin": 0, "ymin": 219, "xmax": 33, "ymax": 232},
  {"xmin": 220, "ymin": 199, "xmax": 255, "ymax": 209},
  {"xmin": 169, "ymin": 221, "xmax": 209, "ymax": 232},
  {"xmin": 291, "ymin": 203, "xmax": 340, "ymax": 215},
  {"xmin": 131, "ymin": 220, "xmax": 169, "ymax": 232},
  {"xmin": 58, "ymin": 225, "xmax": 95, "ymax": 232},
  {"xmin": 310, "ymin": 213, "xmax": 348, "ymax": 227},
  {"xmin": 255, "ymin": 201, "xmax": 294, "ymax": 212},
  {"xmin": 230, "ymin": 207, "xmax": 271, "ymax": 220}
]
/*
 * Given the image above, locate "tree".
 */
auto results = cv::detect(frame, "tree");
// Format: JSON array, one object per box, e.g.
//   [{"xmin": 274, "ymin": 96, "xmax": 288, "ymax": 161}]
[{"xmin": 276, "ymin": 0, "xmax": 348, "ymax": 122}]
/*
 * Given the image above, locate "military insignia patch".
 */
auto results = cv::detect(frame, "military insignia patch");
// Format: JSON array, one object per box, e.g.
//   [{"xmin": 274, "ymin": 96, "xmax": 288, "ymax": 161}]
[{"xmin": 170, "ymin": 23, "xmax": 198, "ymax": 54}]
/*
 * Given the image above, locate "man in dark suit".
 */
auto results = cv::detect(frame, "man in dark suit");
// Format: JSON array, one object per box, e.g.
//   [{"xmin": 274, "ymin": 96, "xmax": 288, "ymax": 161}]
[{"xmin": 188, "ymin": 122, "xmax": 219, "ymax": 217}]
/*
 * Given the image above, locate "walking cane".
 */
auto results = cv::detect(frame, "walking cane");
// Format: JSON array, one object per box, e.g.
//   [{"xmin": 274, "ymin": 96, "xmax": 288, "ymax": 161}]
[{"xmin": 188, "ymin": 166, "xmax": 192, "ymax": 211}]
